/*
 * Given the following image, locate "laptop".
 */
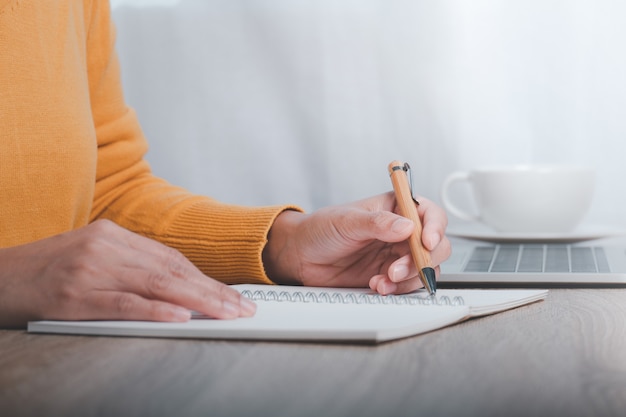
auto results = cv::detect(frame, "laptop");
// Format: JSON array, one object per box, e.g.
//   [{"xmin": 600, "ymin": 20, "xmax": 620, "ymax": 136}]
[{"xmin": 439, "ymin": 227, "xmax": 626, "ymax": 286}]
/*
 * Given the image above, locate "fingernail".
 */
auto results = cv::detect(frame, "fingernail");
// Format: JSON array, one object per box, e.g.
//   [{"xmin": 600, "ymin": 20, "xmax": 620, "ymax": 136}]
[
  {"xmin": 240, "ymin": 297, "xmax": 257, "ymax": 316},
  {"xmin": 391, "ymin": 217, "xmax": 413, "ymax": 233},
  {"xmin": 222, "ymin": 301, "xmax": 239, "ymax": 318},
  {"xmin": 391, "ymin": 264, "xmax": 410, "ymax": 281},
  {"xmin": 427, "ymin": 233, "xmax": 441, "ymax": 249},
  {"xmin": 171, "ymin": 307, "xmax": 192, "ymax": 322},
  {"xmin": 379, "ymin": 281, "xmax": 398, "ymax": 295}
]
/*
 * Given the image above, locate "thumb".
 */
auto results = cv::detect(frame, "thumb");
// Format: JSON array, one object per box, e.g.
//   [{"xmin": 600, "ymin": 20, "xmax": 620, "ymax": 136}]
[{"xmin": 338, "ymin": 210, "xmax": 415, "ymax": 244}]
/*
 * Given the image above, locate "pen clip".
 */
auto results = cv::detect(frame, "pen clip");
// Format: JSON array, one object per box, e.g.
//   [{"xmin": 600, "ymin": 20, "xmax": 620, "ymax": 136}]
[{"xmin": 402, "ymin": 162, "xmax": 420, "ymax": 206}]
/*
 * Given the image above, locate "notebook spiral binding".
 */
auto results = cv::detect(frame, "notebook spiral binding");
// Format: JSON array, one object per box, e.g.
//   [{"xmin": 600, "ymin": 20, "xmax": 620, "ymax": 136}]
[{"xmin": 240, "ymin": 289, "xmax": 465, "ymax": 307}]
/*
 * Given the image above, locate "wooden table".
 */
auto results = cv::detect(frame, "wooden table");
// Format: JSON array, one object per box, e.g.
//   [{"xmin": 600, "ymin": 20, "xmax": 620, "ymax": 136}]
[{"xmin": 1, "ymin": 288, "xmax": 626, "ymax": 417}]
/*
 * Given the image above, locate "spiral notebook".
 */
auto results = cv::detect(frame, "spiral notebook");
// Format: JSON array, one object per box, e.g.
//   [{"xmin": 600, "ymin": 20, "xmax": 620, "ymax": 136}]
[{"xmin": 28, "ymin": 284, "xmax": 547, "ymax": 343}]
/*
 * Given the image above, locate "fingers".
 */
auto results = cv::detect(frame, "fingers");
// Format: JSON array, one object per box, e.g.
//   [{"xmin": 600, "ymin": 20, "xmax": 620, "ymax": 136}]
[
  {"xmin": 111, "ymin": 230, "xmax": 256, "ymax": 319},
  {"xmin": 369, "ymin": 233, "xmax": 450, "ymax": 295},
  {"xmin": 340, "ymin": 193, "xmax": 447, "ymax": 248},
  {"xmin": 416, "ymin": 195, "xmax": 448, "ymax": 251},
  {"xmin": 369, "ymin": 274, "xmax": 400, "ymax": 295},
  {"xmin": 80, "ymin": 291, "xmax": 194, "ymax": 322},
  {"xmin": 80, "ymin": 287, "xmax": 256, "ymax": 322},
  {"xmin": 43, "ymin": 220, "xmax": 256, "ymax": 322},
  {"xmin": 333, "ymin": 208, "xmax": 415, "ymax": 244},
  {"xmin": 317, "ymin": 193, "xmax": 450, "ymax": 294},
  {"xmin": 112, "ymin": 224, "xmax": 258, "ymax": 320},
  {"xmin": 369, "ymin": 265, "xmax": 442, "ymax": 296},
  {"xmin": 369, "ymin": 253, "xmax": 422, "ymax": 294}
]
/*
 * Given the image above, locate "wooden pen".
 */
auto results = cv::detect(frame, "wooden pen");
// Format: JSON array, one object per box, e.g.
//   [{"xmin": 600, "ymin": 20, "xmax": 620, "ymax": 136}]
[{"xmin": 388, "ymin": 160, "xmax": 437, "ymax": 295}]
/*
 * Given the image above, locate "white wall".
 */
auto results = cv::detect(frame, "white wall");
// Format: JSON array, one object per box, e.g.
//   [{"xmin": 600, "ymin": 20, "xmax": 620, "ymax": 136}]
[{"xmin": 111, "ymin": 0, "xmax": 626, "ymax": 229}]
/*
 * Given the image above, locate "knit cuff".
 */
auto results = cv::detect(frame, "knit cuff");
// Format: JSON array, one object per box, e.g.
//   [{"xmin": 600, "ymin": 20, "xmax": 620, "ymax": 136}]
[{"xmin": 160, "ymin": 199, "xmax": 303, "ymax": 285}]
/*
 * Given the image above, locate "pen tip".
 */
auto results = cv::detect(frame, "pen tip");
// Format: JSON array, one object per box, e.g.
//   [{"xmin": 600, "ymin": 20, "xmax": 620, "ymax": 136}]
[{"xmin": 421, "ymin": 267, "xmax": 437, "ymax": 295}]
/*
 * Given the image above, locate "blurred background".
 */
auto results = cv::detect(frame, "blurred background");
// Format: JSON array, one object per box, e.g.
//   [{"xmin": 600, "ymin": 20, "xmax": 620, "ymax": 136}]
[{"xmin": 111, "ymin": 0, "xmax": 626, "ymax": 230}]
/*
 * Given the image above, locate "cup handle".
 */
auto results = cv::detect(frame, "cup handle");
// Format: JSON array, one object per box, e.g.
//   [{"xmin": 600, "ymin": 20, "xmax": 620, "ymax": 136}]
[{"xmin": 440, "ymin": 171, "xmax": 480, "ymax": 222}]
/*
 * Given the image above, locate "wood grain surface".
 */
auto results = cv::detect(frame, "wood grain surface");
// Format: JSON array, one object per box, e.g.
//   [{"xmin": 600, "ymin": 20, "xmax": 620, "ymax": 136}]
[{"xmin": 1, "ymin": 289, "xmax": 625, "ymax": 417}]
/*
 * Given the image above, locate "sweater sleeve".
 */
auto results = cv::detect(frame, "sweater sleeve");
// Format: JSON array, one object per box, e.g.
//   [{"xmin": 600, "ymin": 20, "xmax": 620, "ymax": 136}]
[{"xmin": 86, "ymin": 0, "xmax": 300, "ymax": 284}]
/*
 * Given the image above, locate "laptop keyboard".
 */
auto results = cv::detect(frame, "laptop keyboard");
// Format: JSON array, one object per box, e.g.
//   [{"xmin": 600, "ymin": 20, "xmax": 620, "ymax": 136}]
[{"xmin": 464, "ymin": 244, "xmax": 610, "ymax": 273}]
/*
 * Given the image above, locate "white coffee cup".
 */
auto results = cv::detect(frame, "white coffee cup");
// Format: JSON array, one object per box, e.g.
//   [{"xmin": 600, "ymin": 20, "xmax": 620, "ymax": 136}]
[{"xmin": 440, "ymin": 165, "xmax": 595, "ymax": 233}]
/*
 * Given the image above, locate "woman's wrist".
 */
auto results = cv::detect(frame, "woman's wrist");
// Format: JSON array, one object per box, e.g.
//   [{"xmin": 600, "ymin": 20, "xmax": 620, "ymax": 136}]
[{"xmin": 262, "ymin": 210, "xmax": 305, "ymax": 285}]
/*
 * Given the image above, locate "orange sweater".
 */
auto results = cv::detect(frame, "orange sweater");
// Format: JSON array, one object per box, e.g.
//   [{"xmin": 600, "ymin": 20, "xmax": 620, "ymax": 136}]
[{"xmin": 0, "ymin": 0, "xmax": 298, "ymax": 284}]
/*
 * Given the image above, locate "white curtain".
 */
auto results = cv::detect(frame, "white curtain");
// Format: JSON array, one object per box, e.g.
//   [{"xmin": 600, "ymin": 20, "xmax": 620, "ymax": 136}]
[{"xmin": 111, "ymin": 0, "xmax": 626, "ymax": 228}]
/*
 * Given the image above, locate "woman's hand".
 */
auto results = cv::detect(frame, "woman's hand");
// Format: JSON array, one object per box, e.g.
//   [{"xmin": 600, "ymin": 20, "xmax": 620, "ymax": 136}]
[
  {"xmin": 0, "ymin": 220, "xmax": 256, "ymax": 328},
  {"xmin": 263, "ymin": 192, "xmax": 451, "ymax": 295}
]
